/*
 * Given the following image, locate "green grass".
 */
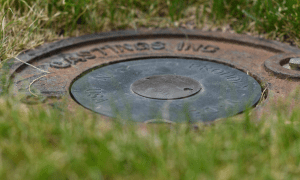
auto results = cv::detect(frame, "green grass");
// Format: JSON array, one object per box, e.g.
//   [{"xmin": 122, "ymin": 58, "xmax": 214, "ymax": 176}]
[
  {"xmin": 1, "ymin": 0, "xmax": 300, "ymax": 179},
  {"xmin": 1, "ymin": 92, "xmax": 300, "ymax": 179}
]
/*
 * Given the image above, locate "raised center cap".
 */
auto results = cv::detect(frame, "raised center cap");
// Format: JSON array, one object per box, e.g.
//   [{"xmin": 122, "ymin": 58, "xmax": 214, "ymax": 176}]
[{"xmin": 131, "ymin": 74, "xmax": 201, "ymax": 100}]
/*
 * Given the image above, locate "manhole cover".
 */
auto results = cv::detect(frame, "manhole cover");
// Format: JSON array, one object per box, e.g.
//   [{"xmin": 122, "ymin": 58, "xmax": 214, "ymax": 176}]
[
  {"xmin": 4, "ymin": 29, "xmax": 300, "ymax": 123},
  {"xmin": 71, "ymin": 58, "xmax": 261, "ymax": 122}
]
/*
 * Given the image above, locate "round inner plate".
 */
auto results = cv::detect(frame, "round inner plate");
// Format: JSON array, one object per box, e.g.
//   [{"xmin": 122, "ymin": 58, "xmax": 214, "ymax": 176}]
[
  {"xmin": 71, "ymin": 58, "xmax": 262, "ymax": 122},
  {"xmin": 131, "ymin": 74, "xmax": 202, "ymax": 100}
]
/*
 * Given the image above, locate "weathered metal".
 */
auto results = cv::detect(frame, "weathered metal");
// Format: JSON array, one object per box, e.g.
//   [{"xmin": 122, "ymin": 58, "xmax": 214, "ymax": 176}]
[
  {"xmin": 3, "ymin": 29, "xmax": 300, "ymax": 123},
  {"xmin": 71, "ymin": 58, "xmax": 261, "ymax": 122},
  {"xmin": 131, "ymin": 74, "xmax": 202, "ymax": 100},
  {"xmin": 289, "ymin": 58, "xmax": 300, "ymax": 70}
]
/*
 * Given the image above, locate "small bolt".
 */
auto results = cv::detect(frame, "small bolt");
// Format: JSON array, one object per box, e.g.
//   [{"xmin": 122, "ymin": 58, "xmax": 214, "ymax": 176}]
[{"xmin": 289, "ymin": 58, "xmax": 300, "ymax": 70}]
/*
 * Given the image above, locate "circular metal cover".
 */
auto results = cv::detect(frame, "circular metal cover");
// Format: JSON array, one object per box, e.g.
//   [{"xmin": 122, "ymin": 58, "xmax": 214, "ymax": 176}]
[
  {"xmin": 70, "ymin": 58, "xmax": 261, "ymax": 122},
  {"xmin": 131, "ymin": 74, "xmax": 202, "ymax": 100},
  {"xmin": 3, "ymin": 29, "xmax": 300, "ymax": 123}
]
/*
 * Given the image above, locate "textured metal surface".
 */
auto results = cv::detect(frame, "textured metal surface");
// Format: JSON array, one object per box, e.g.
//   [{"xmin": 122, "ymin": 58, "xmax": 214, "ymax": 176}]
[
  {"xmin": 71, "ymin": 58, "xmax": 261, "ymax": 122},
  {"xmin": 264, "ymin": 53, "xmax": 300, "ymax": 79},
  {"xmin": 131, "ymin": 74, "xmax": 202, "ymax": 100},
  {"xmin": 289, "ymin": 58, "xmax": 300, "ymax": 70},
  {"xmin": 3, "ymin": 28, "xmax": 300, "ymax": 123}
]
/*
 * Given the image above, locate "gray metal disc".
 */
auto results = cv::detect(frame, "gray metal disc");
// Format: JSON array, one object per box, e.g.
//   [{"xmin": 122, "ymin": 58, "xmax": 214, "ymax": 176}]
[
  {"xmin": 131, "ymin": 74, "xmax": 202, "ymax": 100},
  {"xmin": 70, "ymin": 58, "xmax": 262, "ymax": 122}
]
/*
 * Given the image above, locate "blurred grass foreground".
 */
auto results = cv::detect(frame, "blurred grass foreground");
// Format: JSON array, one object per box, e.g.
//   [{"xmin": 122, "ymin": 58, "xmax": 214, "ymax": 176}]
[{"xmin": 1, "ymin": 0, "xmax": 300, "ymax": 179}]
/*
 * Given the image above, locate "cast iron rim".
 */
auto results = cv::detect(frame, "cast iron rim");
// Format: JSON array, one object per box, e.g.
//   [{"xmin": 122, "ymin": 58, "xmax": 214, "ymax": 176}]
[
  {"xmin": 7, "ymin": 28, "xmax": 300, "ymax": 76},
  {"xmin": 3, "ymin": 28, "xmax": 300, "ymax": 123}
]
